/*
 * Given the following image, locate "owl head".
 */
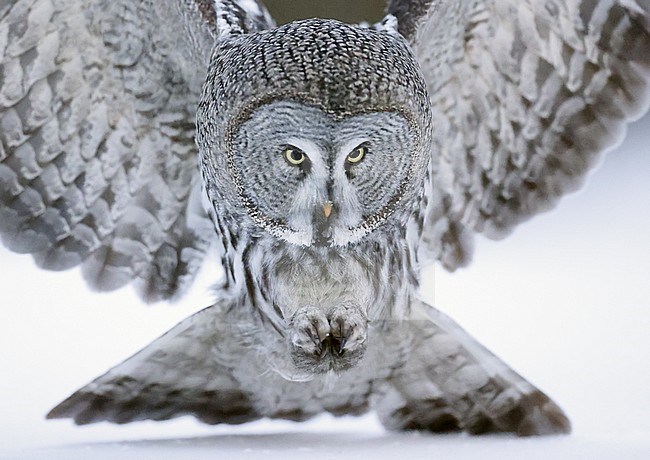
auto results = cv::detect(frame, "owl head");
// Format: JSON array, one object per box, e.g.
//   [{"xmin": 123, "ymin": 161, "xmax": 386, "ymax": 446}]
[{"xmin": 197, "ymin": 19, "xmax": 432, "ymax": 247}]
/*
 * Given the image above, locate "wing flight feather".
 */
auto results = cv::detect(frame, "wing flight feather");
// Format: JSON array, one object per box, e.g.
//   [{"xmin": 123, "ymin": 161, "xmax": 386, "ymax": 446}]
[
  {"xmin": 0, "ymin": 0, "xmax": 274, "ymax": 301},
  {"xmin": 388, "ymin": 0, "xmax": 650, "ymax": 268}
]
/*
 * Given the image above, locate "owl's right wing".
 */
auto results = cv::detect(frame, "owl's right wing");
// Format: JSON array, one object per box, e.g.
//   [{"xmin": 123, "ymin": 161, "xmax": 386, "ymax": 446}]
[
  {"xmin": 0, "ymin": 0, "xmax": 274, "ymax": 302},
  {"xmin": 387, "ymin": 0, "xmax": 650, "ymax": 269}
]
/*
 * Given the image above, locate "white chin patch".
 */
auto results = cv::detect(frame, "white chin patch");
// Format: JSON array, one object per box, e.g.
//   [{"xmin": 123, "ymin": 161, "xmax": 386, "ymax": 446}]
[
  {"xmin": 279, "ymin": 225, "xmax": 367, "ymax": 247},
  {"xmin": 331, "ymin": 226, "xmax": 368, "ymax": 247},
  {"xmin": 279, "ymin": 227, "xmax": 313, "ymax": 246}
]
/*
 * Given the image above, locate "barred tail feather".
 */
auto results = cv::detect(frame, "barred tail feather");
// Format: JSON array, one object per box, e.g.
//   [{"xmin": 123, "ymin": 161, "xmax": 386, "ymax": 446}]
[
  {"xmin": 47, "ymin": 304, "xmax": 260, "ymax": 425},
  {"xmin": 375, "ymin": 301, "xmax": 570, "ymax": 436}
]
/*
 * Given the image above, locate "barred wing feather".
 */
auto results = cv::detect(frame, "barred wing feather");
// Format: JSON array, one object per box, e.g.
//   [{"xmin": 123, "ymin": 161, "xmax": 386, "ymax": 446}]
[
  {"xmin": 0, "ymin": 0, "xmax": 273, "ymax": 301},
  {"xmin": 388, "ymin": 0, "xmax": 650, "ymax": 268}
]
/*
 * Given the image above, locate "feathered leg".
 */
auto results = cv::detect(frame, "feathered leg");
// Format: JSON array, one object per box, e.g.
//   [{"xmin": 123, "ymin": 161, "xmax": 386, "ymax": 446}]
[
  {"xmin": 47, "ymin": 302, "xmax": 260, "ymax": 425},
  {"xmin": 373, "ymin": 301, "xmax": 571, "ymax": 436}
]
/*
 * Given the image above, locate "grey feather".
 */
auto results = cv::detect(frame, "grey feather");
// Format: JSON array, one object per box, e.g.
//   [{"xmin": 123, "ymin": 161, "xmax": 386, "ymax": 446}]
[
  {"xmin": 3, "ymin": 0, "xmax": 649, "ymax": 437},
  {"xmin": 388, "ymin": 0, "xmax": 650, "ymax": 269},
  {"xmin": 0, "ymin": 0, "xmax": 273, "ymax": 301},
  {"xmin": 48, "ymin": 298, "xmax": 569, "ymax": 435}
]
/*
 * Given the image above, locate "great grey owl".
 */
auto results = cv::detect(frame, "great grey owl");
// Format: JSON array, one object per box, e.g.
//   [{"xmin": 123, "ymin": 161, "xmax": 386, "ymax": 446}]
[{"xmin": 1, "ymin": 0, "xmax": 648, "ymax": 436}]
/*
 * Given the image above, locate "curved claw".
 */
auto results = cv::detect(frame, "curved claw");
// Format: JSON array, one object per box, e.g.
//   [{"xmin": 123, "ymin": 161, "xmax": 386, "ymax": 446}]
[{"xmin": 288, "ymin": 305, "xmax": 368, "ymax": 373}]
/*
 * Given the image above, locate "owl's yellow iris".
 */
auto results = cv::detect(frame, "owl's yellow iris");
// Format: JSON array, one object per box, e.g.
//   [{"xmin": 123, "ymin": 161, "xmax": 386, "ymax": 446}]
[
  {"xmin": 347, "ymin": 146, "xmax": 366, "ymax": 163},
  {"xmin": 284, "ymin": 148, "xmax": 306, "ymax": 165}
]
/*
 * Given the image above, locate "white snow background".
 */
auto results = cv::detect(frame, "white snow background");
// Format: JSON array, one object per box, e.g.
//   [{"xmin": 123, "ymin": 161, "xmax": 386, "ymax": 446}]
[{"xmin": 1, "ymin": 111, "xmax": 649, "ymax": 459}]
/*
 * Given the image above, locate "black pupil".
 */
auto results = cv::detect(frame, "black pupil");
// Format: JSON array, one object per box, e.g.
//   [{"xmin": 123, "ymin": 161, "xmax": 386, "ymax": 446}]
[
  {"xmin": 290, "ymin": 150, "xmax": 303, "ymax": 162},
  {"xmin": 351, "ymin": 148, "xmax": 363, "ymax": 159}
]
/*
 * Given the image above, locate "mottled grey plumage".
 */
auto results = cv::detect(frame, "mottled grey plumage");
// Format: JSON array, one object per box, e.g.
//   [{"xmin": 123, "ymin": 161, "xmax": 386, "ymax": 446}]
[{"xmin": 2, "ymin": 0, "xmax": 649, "ymax": 436}]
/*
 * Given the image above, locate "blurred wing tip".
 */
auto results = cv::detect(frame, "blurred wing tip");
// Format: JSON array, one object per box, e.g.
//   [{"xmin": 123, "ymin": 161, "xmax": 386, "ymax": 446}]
[
  {"xmin": 627, "ymin": 72, "xmax": 650, "ymax": 122},
  {"xmin": 46, "ymin": 393, "xmax": 94, "ymax": 424},
  {"xmin": 516, "ymin": 394, "xmax": 572, "ymax": 437}
]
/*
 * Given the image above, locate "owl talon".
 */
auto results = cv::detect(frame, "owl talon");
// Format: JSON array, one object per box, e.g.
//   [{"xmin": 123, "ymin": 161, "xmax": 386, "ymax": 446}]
[
  {"xmin": 338, "ymin": 337, "xmax": 348, "ymax": 356},
  {"xmin": 289, "ymin": 305, "xmax": 368, "ymax": 373},
  {"xmin": 328, "ymin": 305, "xmax": 368, "ymax": 356},
  {"xmin": 289, "ymin": 307, "xmax": 330, "ymax": 357}
]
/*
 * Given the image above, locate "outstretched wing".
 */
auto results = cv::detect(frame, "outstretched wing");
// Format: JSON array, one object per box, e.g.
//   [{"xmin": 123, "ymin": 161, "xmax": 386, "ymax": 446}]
[
  {"xmin": 0, "ymin": 0, "xmax": 274, "ymax": 301},
  {"xmin": 387, "ymin": 0, "xmax": 650, "ymax": 269}
]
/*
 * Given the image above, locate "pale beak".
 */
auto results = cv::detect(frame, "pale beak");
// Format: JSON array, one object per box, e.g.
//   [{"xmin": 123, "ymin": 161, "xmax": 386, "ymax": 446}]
[{"xmin": 323, "ymin": 202, "xmax": 333, "ymax": 219}]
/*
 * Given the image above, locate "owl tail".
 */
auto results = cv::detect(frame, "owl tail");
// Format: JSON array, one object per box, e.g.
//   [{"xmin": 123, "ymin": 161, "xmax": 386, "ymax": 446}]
[
  {"xmin": 48, "ymin": 299, "xmax": 570, "ymax": 436},
  {"xmin": 47, "ymin": 304, "xmax": 261, "ymax": 425},
  {"xmin": 374, "ymin": 300, "xmax": 571, "ymax": 436}
]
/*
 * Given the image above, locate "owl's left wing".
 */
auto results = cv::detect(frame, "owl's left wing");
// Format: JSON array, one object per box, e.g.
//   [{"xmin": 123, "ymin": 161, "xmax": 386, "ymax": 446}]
[
  {"xmin": 387, "ymin": 0, "xmax": 650, "ymax": 269},
  {"xmin": 0, "ymin": 0, "xmax": 274, "ymax": 302}
]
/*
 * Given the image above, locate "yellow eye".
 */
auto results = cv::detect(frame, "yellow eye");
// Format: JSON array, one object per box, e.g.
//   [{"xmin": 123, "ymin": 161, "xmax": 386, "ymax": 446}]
[
  {"xmin": 347, "ymin": 146, "xmax": 367, "ymax": 164},
  {"xmin": 284, "ymin": 147, "xmax": 306, "ymax": 165}
]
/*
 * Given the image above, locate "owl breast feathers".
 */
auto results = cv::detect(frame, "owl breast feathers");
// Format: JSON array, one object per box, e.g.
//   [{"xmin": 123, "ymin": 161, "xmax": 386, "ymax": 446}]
[{"xmin": 1, "ymin": 0, "xmax": 648, "ymax": 436}]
